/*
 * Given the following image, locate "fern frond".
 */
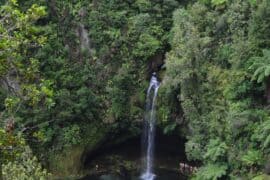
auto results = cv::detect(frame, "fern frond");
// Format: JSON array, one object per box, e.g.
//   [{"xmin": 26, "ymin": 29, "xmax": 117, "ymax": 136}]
[
  {"xmin": 194, "ymin": 164, "xmax": 227, "ymax": 180},
  {"xmin": 264, "ymin": 66, "xmax": 270, "ymax": 77},
  {"xmin": 253, "ymin": 66, "xmax": 266, "ymax": 79},
  {"xmin": 204, "ymin": 139, "xmax": 228, "ymax": 162},
  {"xmin": 249, "ymin": 49, "xmax": 270, "ymax": 83},
  {"xmin": 241, "ymin": 149, "xmax": 263, "ymax": 166}
]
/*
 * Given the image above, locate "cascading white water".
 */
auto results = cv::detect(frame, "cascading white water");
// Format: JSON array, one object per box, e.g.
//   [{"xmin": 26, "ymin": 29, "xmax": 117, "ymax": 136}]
[
  {"xmin": 141, "ymin": 73, "xmax": 160, "ymax": 180},
  {"xmin": 77, "ymin": 23, "xmax": 91, "ymax": 53}
]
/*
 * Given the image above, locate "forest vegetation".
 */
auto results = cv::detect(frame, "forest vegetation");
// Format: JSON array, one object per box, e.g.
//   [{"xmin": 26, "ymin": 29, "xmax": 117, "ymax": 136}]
[{"xmin": 0, "ymin": 0, "xmax": 270, "ymax": 179}]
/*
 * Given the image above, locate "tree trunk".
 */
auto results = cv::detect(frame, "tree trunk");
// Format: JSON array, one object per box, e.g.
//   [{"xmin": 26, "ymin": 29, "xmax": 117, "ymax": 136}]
[
  {"xmin": 0, "ymin": 166, "xmax": 2, "ymax": 180},
  {"xmin": 266, "ymin": 76, "xmax": 270, "ymax": 104},
  {"xmin": 0, "ymin": 154, "xmax": 2, "ymax": 180},
  {"xmin": 47, "ymin": 0, "xmax": 58, "ymax": 18}
]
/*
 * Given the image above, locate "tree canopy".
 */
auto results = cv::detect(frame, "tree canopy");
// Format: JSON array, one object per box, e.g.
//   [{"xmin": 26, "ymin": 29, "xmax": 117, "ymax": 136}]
[{"xmin": 0, "ymin": 0, "xmax": 270, "ymax": 179}]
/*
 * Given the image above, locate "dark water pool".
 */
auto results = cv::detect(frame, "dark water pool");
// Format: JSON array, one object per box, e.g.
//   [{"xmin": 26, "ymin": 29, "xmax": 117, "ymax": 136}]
[
  {"xmin": 82, "ymin": 135, "xmax": 189, "ymax": 180},
  {"xmin": 80, "ymin": 168, "xmax": 187, "ymax": 180}
]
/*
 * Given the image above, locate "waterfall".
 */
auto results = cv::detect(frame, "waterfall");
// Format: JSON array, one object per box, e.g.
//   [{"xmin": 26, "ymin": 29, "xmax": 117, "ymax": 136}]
[
  {"xmin": 77, "ymin": 23, "xmax": 91, "ymax": 53},
  {"xmin": 141, "ymin": 73, "xmax": 160, "ymax": 180}
]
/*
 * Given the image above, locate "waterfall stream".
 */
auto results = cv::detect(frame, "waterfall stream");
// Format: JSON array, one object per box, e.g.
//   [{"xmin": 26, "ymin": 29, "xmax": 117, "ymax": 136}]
[{"xmin": 141, "ymin": 73, "xmax": 160, "ymax": 180}]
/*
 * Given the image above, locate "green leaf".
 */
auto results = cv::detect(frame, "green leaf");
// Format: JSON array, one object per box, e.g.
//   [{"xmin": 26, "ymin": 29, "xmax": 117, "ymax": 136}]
[
  {"xmin": 195, "ymin": 164, "xmax": 227, "ymax": 180},
  {"xmin": 257, "ymin": 73, "xmax": 265, "ymax": 83},
  {"xmin": 163, "ymin": 123, "xmax": 177, "ymax": 134},
  {"xmin": 264, "ymin": 66, "xmax": 270, "ymax": 77},
  {"xmin": 204, "ymin": 139, "xmax": 228, "ymax": 162},
  {"xmin": 211, "ymin": 0, "xmax": 227, "ymax": 6},
  {"xmin": 253, "ymin": 66, "xmax": 265, "ymax": 79},
  {"xmin": 248, "ymin": 0, "xmax": 257, "ymax": 5},
  {"xmin": 263, "ymin": 135, "xmax": 270, "ymax": 148},
  {"xmin": 241, "ymin": 150, "xmax": 263, "ymax": 166}
]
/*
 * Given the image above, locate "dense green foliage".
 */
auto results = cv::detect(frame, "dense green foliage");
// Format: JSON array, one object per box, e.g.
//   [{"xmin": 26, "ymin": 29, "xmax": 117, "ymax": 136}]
[
  {"xmin": 165, "ymin": 0, "xmax": 270, "ymax": 179},
  {"xmin": 1, "ymin": 0, "xmax": 270, "ymax": 179},
  {"xmin": 2, "ymin": 146, "xmax": 51, "ymax": 180}
]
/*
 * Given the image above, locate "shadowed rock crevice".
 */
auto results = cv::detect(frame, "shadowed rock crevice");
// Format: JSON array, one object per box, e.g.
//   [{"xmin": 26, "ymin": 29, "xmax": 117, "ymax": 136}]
[{"xmin": 81, "ymin": 130, "xmax": 189, "ymax": 179}]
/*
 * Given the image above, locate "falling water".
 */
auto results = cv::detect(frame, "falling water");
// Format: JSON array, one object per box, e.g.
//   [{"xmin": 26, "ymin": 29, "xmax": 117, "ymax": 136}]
[
  {"xmin": 78, "ymin": 23, "xmax": 91, "ymax": 53},
  {"xmin": 141, "ymin": 73, "xmax": 160, "ymax": 180}
]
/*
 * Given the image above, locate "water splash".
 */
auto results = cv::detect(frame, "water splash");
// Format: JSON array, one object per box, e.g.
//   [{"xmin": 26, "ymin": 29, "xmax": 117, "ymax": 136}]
[{"xmin": 141, "ymin": 73, "xmax": 160, "ymax": 180}]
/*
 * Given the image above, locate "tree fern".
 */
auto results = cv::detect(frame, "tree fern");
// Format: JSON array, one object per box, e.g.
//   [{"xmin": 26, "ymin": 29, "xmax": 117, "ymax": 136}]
[
  {"xmin": 241, "ymin": 149, "xmax": 263, "ymax": 166},
  {"xmin": 204, "ymin": 139, "xmax": 228, "ymax": 162},
  {"xmin": 249, "ymin": 49, "xmax": 270, "ymax": 83},
  {"xmin": 253, "ymin": 117, "xmax": 270, "ymax": 149},
  {"xmin": 193, "ymin": 164, "xmax": 227, "ymax": 180}
]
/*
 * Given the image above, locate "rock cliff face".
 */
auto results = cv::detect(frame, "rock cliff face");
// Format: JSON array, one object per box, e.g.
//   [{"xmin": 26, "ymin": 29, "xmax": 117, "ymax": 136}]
[
  {"xmin": 81, "ymin": 132, "xmax": 188, "ymax": 178},
  {"xmin": 48, "ymin": 124, "xmax": 109, "ymax": 177},
  {"xmin": 0, "ymin": 75, "xmax": 20, "ymax": 95},
  {"xmin": 147, "ymin": 53, "xmax": 165, "ymax": 77}
]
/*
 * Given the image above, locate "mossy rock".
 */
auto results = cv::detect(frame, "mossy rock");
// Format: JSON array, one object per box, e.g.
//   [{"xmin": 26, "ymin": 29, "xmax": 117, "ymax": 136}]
[
  {"xmin": 48, "ymin": 123, "xmax": 109, "ymax": 178},
  {"xmin": 48, "ymin": 146, "xmax": 85, "ymax": 177}
]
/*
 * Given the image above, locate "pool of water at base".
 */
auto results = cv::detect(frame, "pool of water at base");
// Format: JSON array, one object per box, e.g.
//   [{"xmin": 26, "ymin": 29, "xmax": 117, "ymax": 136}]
[{"xmin": 80, "ymin": 169, "xmax": 187, "ymax": 180}]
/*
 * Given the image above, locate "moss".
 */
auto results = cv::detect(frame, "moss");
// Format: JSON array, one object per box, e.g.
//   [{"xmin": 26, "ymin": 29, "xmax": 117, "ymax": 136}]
[
  {"xmin": 48, "ymin": 123, "xmax": 110, "ymax": 177},
  {"xmin": 48, "ymin": 146, "xmax": 85, "ymax": 177},
  {"xmin": 81, "ymin": 123, "xmax": 109, "ymax": 148}
]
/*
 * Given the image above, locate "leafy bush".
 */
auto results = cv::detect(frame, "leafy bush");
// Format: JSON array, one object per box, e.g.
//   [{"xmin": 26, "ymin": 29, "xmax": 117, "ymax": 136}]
[
  {"xmin": 193, "ymin": 164, "xmax": 227, "ymax": 180},
  {"xmin": 166, "ymin": 0, "xmax": 270, "ymax": 179},
  {"xmin": 253, "ymin": 117, "xmax": 270, "ymax": 150},
  {"xmin": 249, "ymin": 49, "xmax": 270, "ymax": 83},
  {"xmin": 241, "ymin": 150, "xmax": 263, "ymax": 167},
  {"xmin": 2, "ymin": 146, "xmax": 51, "ymax": 180},
  {"xmin": 62, "ymin": 125, "xmax": 82, "ymax": 147},
  {"xmin": 133, "ymin": 33, "xmax": 161, "ymax": 59},
  {"xmin": 204, "ymin": 139, "xmax": 228, "ymax": 162}
]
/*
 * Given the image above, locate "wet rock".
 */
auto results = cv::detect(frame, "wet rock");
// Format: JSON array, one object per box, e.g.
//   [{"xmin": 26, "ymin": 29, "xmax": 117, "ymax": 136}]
[
  {"xmin": 119, "ymin": 165, "xmax": 131, "ymax": 180},
  {"xmin": 147, "ymin": 53, "xmax": 165, "ymax": 77}
]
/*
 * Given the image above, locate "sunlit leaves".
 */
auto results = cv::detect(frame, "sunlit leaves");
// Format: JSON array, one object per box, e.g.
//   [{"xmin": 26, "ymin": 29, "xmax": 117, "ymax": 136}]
[
  {"xmin": 0, "ymin": 0, "xmax": 54, "ymax": 111},
  {"xmin": 4, "ymin": 97, "xmax": 20, "ymax": 113},
  {"xmin": 26, "ymin": 4, "xmax": 46, "ymax": 21},
  {"xmin": 0, "ymin": 129, "xmax": 25, "ymax": 163},
  {"xmin": 248, "ymin": 0, "xmax": 257, "ymax": 5},
  {"xmin": 199, "ymin": 0, "xmax": 228, "ymax": 6},
  {"xmin": 2, "ymin": 146, "xmax": 51, "ymax": 179},
  {"xmin": 211, "ymin": 0, "xmax": 227, "ymax": 6}
]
